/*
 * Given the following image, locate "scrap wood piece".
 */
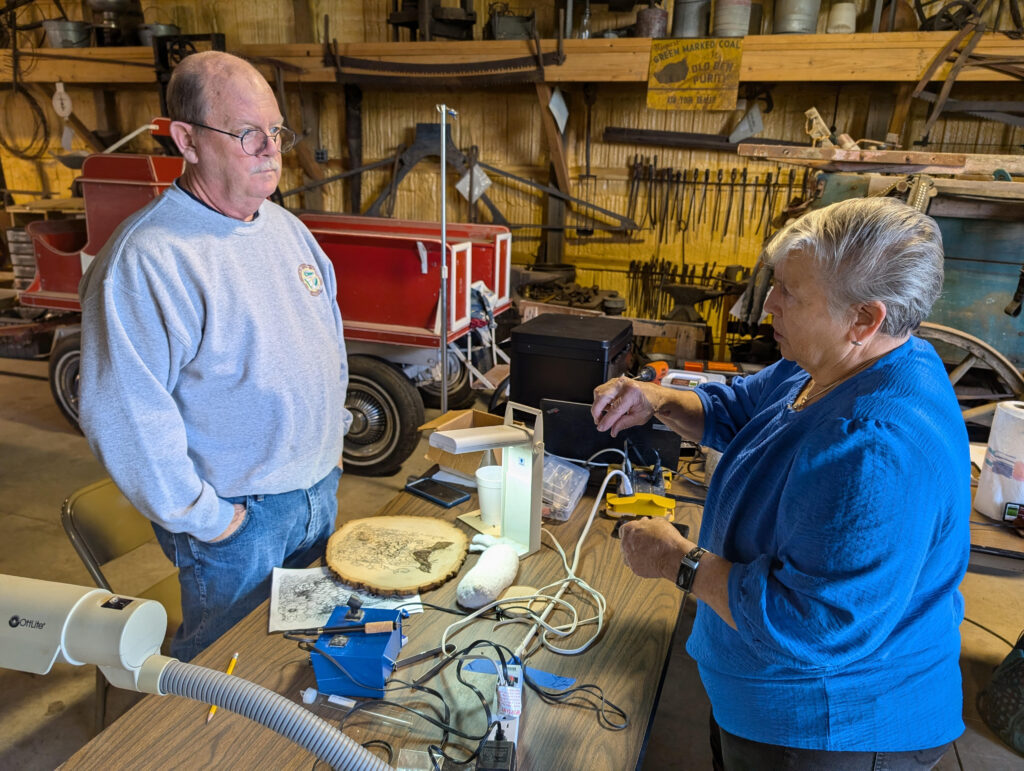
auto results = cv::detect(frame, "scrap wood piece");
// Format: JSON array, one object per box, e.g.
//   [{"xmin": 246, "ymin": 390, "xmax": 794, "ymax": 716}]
[
  {"xmin": 738, "ymin": 143, "xmax": 1024, "ymax": 175},
  {"xmin": 737, "ymin": 143, "xmax": 967, "ymax": 170},
  {"xmin": 326, "ymin": 515, "xmax": 469, "ymax": 597}
]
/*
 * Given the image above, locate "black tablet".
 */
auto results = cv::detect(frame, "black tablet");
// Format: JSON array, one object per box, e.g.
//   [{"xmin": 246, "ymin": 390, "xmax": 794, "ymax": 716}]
[{"xmin": 405, "ymin": 477, "xmax": 471, "ymax": 508}]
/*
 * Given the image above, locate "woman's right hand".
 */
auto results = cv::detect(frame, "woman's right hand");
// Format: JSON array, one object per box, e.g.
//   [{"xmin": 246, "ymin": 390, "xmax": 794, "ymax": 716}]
[{"xmin": 592, "ymin": 376, "xmax": 657, "ymax": 436}]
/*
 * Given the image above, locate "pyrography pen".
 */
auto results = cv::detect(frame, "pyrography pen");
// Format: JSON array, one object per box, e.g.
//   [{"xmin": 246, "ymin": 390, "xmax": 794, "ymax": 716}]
[{"xmin": 299, "ymin": 688, "xmax": 411, "ymax": 727}]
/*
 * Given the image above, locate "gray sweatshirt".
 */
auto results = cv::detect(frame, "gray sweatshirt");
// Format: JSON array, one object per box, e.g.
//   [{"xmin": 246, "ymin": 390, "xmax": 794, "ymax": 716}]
[{"xmin": 79, "ymin": 183, "xmax": 351, "ymax": 541}]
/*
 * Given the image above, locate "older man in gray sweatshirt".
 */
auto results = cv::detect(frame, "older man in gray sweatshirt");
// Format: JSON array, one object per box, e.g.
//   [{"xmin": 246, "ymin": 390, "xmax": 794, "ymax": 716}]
[{"xmin": 79, "ymin": 51, "xmax": 351, "ymax": 661}]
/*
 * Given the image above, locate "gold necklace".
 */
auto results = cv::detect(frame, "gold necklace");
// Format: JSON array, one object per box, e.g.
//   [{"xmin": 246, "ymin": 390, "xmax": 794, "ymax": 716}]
[{"xmin": 791, "ymin": 353, "xmax": 885, "ymax": 411}]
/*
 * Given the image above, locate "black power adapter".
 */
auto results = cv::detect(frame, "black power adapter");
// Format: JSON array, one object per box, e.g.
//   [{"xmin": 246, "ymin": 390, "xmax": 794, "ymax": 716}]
[
  {"xmin": 476, "ymin": 724, "xmax": 516, "ymax": 771},
  {"xmin": 476, "ymin": 738, "xmax": 515, "ymax": 771}
]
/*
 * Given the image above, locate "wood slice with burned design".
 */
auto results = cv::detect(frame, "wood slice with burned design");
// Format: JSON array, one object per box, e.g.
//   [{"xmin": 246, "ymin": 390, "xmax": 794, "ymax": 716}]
[{"xmin": 325, "ymin": 515, "xmax": 469, "ymax": 596}]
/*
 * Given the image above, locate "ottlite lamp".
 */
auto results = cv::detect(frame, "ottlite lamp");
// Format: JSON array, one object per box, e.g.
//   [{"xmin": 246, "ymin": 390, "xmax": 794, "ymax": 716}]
[
  {"xmin": 428, "ymin": 402, "xmax": 544, "ymax": 557},
  {"xmin": 0, "ymin": 575, "xmax": 391, "ymax": 771}
]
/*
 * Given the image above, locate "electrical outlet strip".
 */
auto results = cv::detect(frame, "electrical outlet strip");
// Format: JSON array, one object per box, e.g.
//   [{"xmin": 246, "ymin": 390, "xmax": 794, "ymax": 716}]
[{"xmin": 492, "ymin": 663, "xmax": 523, "ymax": 747}]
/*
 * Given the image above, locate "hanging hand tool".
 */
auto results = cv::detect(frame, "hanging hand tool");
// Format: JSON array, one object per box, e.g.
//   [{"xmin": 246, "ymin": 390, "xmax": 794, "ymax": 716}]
[
  {"xmin": 749, "ymin": 170, "xmax": 765, "ymax": 228},
  {"xmin": 663, "ymin": 168, "xmax": 672, "ymax": 232},
  {"xmin": 626, "ymin": 154, "xmax": 641, "ymax": 227},
  {"xmin": 755, "ymin": 172, "xmax": 771, "ymax": 232},
  {"xmin": 642, "ymin": 156, "xmax": 657, "ymax": 229},
  {"xmin": 683, "ymin": 167, "xmax": 699, "ymax": 233},
  {"xmin": 710, "ymin": 168, "xmax": 724, "ymax": 234},
  {"xmin": 655, "ymin": 169, "xmax": 667, "ymax": 245},
  {"xmin": 637, "ymin": 157, "xmax": 649, "ymax": 229},
  {"xmin": 653, "ymin": 167, "xmax": 662, "ymax": 242},
  {"xmin": 720, "ymin": 168, "xmax": 737, "ymax": 242},
  {"xmin": 737, "ymin": 168, "xmax": 748, "ymax": 238},
  {"xmin": 785, "ymin": 168, "xmax": 795, "ymax": 208},
  {"xmin": 671, "ymin": 170, "xmax": 681, "ymax": 238},
  {"xmin": 763, "ymin": 171, "xmax": 779, "ymax": 236},
  {"xmin": 675, "ymin": 170, "xmax": 685, "ymax": 236},
  {"xmin": 660, "ymin": 169, "xmax": 673, "ymax": 243},
  {"xmin": 696, "ymin": 168, "xmax": 710, "ymax": 225},
  {"xmin": 667, "ymin": 170, "xmax": 678, "ymax": 240}
]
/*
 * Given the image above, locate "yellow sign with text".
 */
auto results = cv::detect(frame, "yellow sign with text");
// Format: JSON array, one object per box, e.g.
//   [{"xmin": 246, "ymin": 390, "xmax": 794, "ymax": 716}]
[{"xmin": 646, "ymin": 38, "xmax": 743, "ymax": 111}]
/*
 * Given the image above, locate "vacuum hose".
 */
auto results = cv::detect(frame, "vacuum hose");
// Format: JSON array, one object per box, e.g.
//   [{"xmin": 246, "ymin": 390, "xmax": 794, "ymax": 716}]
[{"xmin": 158, "ymin": 660, "xmax": 393, "ymax": 771}]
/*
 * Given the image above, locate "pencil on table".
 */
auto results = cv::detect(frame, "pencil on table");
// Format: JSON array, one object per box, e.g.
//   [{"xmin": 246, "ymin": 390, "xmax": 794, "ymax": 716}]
[{"xmin": 205, "ymin": 651, "xmax": 239, "ymax": 724}]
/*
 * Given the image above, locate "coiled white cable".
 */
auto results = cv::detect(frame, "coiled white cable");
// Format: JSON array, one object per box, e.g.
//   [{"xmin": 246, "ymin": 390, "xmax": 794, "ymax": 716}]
[{"xmin": 437, "ymin": 468, "xmax": 630, "ymax": 661}]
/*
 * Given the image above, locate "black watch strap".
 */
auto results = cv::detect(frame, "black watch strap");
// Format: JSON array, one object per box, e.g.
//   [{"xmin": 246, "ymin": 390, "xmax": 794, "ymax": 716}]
[{"xmin": 675, "ymin": 546, "xmax": 706, "ymax": 593}]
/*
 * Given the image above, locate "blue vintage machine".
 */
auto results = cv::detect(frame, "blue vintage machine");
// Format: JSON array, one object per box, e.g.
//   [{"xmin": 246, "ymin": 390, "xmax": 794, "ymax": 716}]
[{"xmin": 311, "ymin": 602, "xmax": 407, "ymax": 699}]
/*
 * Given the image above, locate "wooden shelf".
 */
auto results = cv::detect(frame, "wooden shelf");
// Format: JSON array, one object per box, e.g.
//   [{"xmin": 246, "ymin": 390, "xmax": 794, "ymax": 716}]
[{"xmin": 3, "ymin": 32, "xmax": 1022, "ymax": 85}]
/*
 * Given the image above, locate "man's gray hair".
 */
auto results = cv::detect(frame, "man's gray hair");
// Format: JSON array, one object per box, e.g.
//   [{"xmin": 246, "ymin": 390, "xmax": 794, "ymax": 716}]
[
  {"xmin": 165, "ymin": 54, "xmax": 211, "ymax": 124},
  {"xmin": 762, "ymin": 196, "xmax": 944, "ymax": 337},
  {"xmin": 167, "ymin": 51, "xmax": 251, "ymax": 125}
]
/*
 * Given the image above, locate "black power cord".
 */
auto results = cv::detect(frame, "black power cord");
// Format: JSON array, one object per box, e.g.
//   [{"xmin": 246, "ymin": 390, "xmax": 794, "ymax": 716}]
[
  {"xmin": 0, "ymin": 9, "xmax": 50, "ymax": 161},
  {"xmin": 298, "ymin": 615, "xmax": 631, "ymax": 767}
]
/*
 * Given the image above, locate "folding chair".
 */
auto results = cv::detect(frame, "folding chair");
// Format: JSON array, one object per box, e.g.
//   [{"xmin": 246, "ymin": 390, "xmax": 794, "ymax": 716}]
[{"xmin": 61, "ymin": 478, "xmax": 182, "ymax": 733}]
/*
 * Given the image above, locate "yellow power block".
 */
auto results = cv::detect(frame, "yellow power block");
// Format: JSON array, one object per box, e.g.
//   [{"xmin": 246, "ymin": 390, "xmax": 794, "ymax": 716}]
[{"xmin": 604, "ymin": 492, "xmax": 676, "ymax": 520}]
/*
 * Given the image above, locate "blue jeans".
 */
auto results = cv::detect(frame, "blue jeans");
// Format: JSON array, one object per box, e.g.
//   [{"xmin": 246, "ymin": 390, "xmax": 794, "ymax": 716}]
[
  {"xmin": 154, "ymin": 466, "xmax": 342, "ymax": 662},
  {"xmin": 710, "ymin": 714, "xmax": 952, "ymax": 771}
]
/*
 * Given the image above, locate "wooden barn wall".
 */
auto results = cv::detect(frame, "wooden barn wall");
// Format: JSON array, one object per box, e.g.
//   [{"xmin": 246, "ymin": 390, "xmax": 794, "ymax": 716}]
[{"xmin": 2, "ymin": 1, "xmax": 1023, "ymax": 323}]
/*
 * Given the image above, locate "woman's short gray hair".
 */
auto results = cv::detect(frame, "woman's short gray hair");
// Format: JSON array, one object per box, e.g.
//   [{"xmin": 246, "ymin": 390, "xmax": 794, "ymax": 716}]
[{"xmin": 762, "ymin": 196, "xmax": 944, "ymax": 337}]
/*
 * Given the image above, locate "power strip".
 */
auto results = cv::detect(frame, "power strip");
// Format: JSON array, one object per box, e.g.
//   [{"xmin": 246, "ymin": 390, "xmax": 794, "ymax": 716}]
[{"xmin": 492, "ymin": 663, "xmax": 523, "ymax": 747}]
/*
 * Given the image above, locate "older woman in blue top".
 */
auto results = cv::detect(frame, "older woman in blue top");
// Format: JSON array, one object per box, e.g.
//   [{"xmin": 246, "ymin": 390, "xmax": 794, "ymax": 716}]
[{"xmin": 592, "ymin": 196, "xmax": 970, "ymax": 770}]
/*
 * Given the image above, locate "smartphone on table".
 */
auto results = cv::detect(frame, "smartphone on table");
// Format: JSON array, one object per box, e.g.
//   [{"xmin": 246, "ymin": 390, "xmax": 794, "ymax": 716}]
[{"xmin": 404, "ymin": 477, "xmax": 471, "ymax": 508}]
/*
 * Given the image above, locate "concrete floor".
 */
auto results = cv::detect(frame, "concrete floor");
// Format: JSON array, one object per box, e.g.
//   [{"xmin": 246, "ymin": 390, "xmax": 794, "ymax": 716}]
[{"xmin": 1, "ymin": 356, "xmax": 1022, "ymax": 769}]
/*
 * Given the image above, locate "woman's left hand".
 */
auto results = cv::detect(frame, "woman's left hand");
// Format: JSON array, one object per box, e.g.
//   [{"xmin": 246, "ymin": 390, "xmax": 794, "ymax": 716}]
[{"xmin": 619, "ymin": 517, "xmax": 693, "ymax": 582}]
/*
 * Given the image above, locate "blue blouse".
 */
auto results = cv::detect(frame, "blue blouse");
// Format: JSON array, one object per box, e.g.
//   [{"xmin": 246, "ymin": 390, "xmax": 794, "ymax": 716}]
[{"xmin": 689, "ymin": 337, "xmax": 970, "ymax": 751}]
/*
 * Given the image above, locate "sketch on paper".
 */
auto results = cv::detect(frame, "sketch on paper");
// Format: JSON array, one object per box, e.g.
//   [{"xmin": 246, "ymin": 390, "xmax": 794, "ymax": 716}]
[{"xmin": 268, "ymin": 566, "xmax": 421, "ymax": 633}]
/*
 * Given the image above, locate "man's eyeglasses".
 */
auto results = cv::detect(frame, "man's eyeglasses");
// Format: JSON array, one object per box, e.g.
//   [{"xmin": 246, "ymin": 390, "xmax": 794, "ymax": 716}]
[{"xmin": 190, "ymin": 122, "xmax": 297, "ymax": 156}]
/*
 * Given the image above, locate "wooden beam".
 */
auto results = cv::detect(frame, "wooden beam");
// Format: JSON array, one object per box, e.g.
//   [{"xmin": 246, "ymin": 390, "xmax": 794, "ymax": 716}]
[
  {"xmin": 4, "ymin": 34, "xmax": 1023, "ymax": 85},
  {"xmin": 886, "ymin": 83, "xmax": 916, "ymax": 148},
  {"xmin": 292, "ymin": 0, "xmax": 314, "ymax": 43},
  {"xmin": 740, "ymin": 143, "xmax": 1024, "ymax": 175},
  {"xmin": 534, "ymin": 83, "xmax": 571, "ymax": 195},
  {"xmin": 739, "ymin": 143, "xmax": 967, "ymax": 167},
  {"xmin": 866, "ymin": 174, "xmax": 1024, "ymax": 200}
]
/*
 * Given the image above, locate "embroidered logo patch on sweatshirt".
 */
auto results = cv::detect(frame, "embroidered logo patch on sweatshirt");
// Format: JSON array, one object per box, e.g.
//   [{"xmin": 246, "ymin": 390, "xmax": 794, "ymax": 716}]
[{"xmin": 298, "ymin": 264, "xmax": 323, "ymax": 296}]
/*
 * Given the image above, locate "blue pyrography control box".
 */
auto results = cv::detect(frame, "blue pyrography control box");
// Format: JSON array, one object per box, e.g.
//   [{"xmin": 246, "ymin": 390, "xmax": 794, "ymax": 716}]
[{"xmin": 311, "ymin": 606, "xmax": 406, "ymax": 699}]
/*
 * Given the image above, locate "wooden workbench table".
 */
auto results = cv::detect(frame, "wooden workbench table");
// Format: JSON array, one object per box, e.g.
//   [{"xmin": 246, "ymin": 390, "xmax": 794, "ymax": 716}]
[{"xmin": 62, "ymin": 485, "xmax": 698, "ymax": 770}]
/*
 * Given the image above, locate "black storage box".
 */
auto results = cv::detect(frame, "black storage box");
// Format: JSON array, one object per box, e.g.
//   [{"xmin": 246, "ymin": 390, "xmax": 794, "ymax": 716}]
[{"xmin": 510, "ymin": 314, "xmax": 633, "ymax": 408}]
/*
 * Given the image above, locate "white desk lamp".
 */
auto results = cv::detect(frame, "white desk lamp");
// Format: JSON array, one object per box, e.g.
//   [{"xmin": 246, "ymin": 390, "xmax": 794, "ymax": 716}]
[{"xmin": 428, "ymin": 402, "xmax": 544, "ymax": 557}]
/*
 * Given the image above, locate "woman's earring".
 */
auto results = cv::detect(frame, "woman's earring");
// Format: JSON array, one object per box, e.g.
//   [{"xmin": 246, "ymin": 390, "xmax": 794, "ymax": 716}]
[{"xmin": 851, "ymin": 340, "xmax": 863, "ymax": 347}]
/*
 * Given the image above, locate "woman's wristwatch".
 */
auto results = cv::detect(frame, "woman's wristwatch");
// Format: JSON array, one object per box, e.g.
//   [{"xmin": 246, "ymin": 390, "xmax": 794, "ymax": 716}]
[{"xmin": 675, "ymin": 546, "xmax": 706, "ymax": 593}]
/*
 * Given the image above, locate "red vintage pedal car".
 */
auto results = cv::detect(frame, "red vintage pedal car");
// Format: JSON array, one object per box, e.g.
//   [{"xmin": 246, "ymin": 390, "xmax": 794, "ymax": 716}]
[{"xmin": 11, "ymin": 151, "xmax": 510, "ymax": 476}]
